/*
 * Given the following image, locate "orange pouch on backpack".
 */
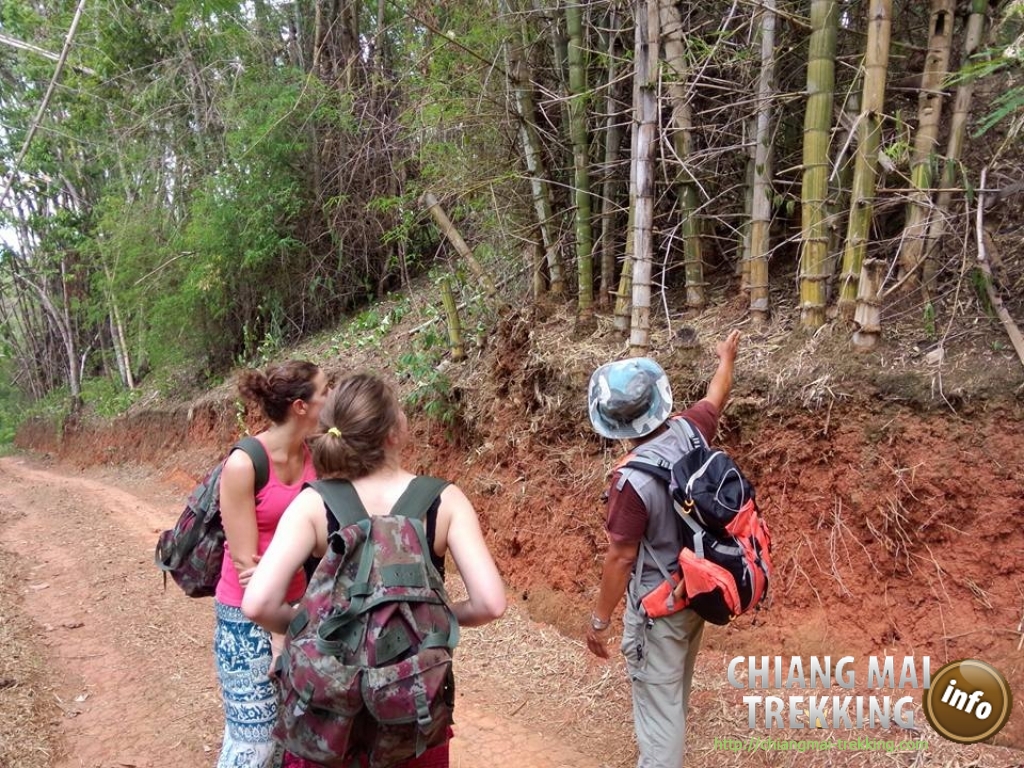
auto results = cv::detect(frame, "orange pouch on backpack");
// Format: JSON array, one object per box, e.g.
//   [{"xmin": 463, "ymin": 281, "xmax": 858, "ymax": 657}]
[{"xmin": 639, "ymin": 572, "xmax": 686, "ymax": 619}]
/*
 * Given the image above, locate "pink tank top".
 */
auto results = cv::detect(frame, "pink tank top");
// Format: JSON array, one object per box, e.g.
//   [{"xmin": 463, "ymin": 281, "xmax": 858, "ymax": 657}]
[{"xmin": 215, "ymin": 440, "xmax": 317, "ymax": 607}]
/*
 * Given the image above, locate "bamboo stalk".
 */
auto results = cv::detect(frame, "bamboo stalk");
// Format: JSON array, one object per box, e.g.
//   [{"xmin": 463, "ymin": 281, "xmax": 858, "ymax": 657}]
[
  {"xmin": 659, "ymin": 0, "xmax": 705, "ymax": 309},
  {"xmin": 922, "ymin": 0, "xmax": 989, "ymax": 289},
  {"xmin": 438, "ymin": 277, "xmax": 465, "ymax": 362},
  {"xmin": 505, "ymin": 2, "xmax": 565, "ymax": 295},
  {"xmin": 838, "ymin": 0, "xmax": 893, "ymax": 320},
  {"xmin": 420, "ymin": 191, "xmax": 500, "ymax": 302},
  {"xmin": 747, "ymin": 0, "xmax": 777, "ymax": 328},
  {"xmin": 629, "ymin": 0, "xmax": 659, "ymax": 354},
  {"xmin": 566, "ymin": 0, "xmax": 594, "ymax": 315},
  {"xmin": 799, "ymin": 0, "xmax": 839, "ymax": 330},
  {"xmin": 897, "ymin": 0, "xmax": 955, "ymax": 289},
  {"xmin": 852, "ymin": 258, "xmax": 886, "ymax": 349},
  {"xmin": 598, "ymin": 8, "xmax": 624, "ymax": 308},
  {"xmin": 614, "ymin": 24, "xmax": 641, "ymax": 336}
]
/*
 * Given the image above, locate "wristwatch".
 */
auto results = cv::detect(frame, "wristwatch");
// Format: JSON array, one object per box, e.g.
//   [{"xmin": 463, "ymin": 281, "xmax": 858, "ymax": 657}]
[{"xmin": 590, "ymin": 613, "xmax": 611, "ymax": 631}]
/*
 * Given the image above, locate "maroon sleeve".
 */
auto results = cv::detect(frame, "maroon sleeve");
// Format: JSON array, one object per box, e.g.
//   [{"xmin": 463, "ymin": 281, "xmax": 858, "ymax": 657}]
[
  {"xmin": 605, "ymin": 473, "xmax": 648, "ymax": 544},
  {"xmin": 675, "ymin": 399, "xmax": 721, "ymax": 444}
]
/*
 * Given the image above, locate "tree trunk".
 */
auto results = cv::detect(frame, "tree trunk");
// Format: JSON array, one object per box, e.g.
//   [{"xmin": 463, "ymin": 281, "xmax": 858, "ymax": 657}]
[
  {"xmin": 529, "ymin": 239, "xmax": 545, "ymax": 299},
  {"xmin": 0, "ymin": 262, "xmax": 44, "ymax": 399},
  {"xmin": 12, "ymin": 267, "xmax": 82, "ymax": 406},
  {"xmin": 922, "ymin": 0, "xmax": 988, "ymax": 288},
  {"xmin": 798, "ymin": 0, "xmax": 839, "ymax": 330},
  {"xmin": 109, "ymin": 299, "xmax": 135, "ymax": 389},
  {"xmin": 629, "ymin": 0, "xmax": 659, "ymax": 355},
  {"xmin": 747, "ymin": 0, "xmax": 777, "ymax": 328},
  {"xmin": 566, "ymin": 0, "xmax": 594, "ymax": 316},
  {"xmin": 659, "ymin": 0, "xmax": 705, "ymax": 309},
  {"xmin": 838, "ymin": 0, "xmax": 892, "ymax": 320},
  {"xmin": 897, "ymin": 0, "xmax": 955, "ymax": 289},
  {"xmin": 614, "ymin": 244, "xmax": 634, "ymax": 333}
]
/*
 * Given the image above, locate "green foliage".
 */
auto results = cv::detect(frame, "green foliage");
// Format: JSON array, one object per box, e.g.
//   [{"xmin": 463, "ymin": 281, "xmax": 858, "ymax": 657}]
[
  {"xmin": 79, "ymin": 376, "xmax": 139, "ymax": 418},
  {"xmin": 325, "ymin": 298, "xmax": 411, "ymax": 357},
  {"xmin": 367, "ymin": 193, "xmax": 434, "ymax": 274},
  {"xmin": 396, "ymin": 342, "xmax": 459, "ymax": 430},
  {"xmin": 0, "ymin": 359, "xmax": 26, "ymax": 446},
  {"xmin": 881, "ymin": 112, "xmax": 912, "ymax": 167},
  {"xmin": 145, "ymin": 69, "xmax": 326, "ymax": 367},
  {"xmin": 922, "ymin": 302, "xmax": 936, "ymax": 338},
  {"xmin": 974, "ymin": 85, "xmax": 1024, "ymax": 137},
  {"xmin": 969, "ymin": 268, "xmax": 997, "ymax": 317},
  {"xmin": 946, "ymin": 7, "xmax": 1024, "ymax": 139},
  {"xmin": 401, "ymin": 0, "xmax": 511, "ymax": 198},
  {"xmin": 238, "ymin": 302, "xmax": 286, "ymax": 368},
  {"xmin": 21, "ymin": 386, "xmax": 72, "ymax": 426}
]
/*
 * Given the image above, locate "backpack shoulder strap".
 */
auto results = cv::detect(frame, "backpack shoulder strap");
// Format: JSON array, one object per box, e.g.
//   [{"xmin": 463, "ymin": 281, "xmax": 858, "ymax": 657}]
[
  {"xmin": 390, "ymin": 476, "xmax": 450, "ymax": 520},
  {"xmin": 666, "ymin": 417, "xmax": 707, "ymax": 451},
  {"xmin": 310, "ymin": 479, "xmax": 370, "ymax": 529},
  {"xmin": 617, "ymin": 417, "xmax": 707, "ymax": 484},
  {"xmin": 621, "ymin": 456, "xmax": 673, "ymax": 485},
  {"xmin": 233, "ymin": 436, "xmax": 270, "ymax": 493}
]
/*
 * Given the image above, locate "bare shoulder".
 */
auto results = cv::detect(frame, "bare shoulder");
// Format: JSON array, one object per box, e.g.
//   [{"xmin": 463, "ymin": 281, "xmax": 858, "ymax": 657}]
[
  {"xmin": 220, "ymin": 448, "xmax": 258, "ymax": 489},
  {"xmin": 439, "ymin": 482, "xmax": 473, "ymax": 510},
  {"xmin": 292, "ymin": 485, "xmax": 326, "ymax": 515},
  {"xmin": 225, "ymin": 441, "xmax": 262, "ymax": 469},
  {"xmin": 282, "ymin": 486, "xmax": 329, "ymax": 539}
]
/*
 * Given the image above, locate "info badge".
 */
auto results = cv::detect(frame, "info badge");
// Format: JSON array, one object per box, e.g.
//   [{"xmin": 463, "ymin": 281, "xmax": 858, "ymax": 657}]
[{"xmin": 923, "ymin": 659, "xmax": 1013, "ymax": 744}]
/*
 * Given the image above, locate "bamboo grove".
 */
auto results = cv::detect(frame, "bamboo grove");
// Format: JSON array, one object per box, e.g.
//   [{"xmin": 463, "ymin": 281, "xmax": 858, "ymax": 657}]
[{"xmin": 0, "ymin": 0, "xmax": 1022, "ymax": 409}]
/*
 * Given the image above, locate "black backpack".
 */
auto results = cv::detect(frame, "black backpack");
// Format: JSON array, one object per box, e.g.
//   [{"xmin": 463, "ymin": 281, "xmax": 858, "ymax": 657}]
[
  {"xmin": 154, "ymin": 437, "xmax": 269, "ymax": 597},
  {"xmin": 623, "ymin": 418, "xmax": 772, "ymax": 625}
]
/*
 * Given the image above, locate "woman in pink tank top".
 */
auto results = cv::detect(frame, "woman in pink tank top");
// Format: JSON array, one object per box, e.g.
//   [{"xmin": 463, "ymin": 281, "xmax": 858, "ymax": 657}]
[{"xmin": 213, "ymin": 360, "xmax": 329, "ymax": 768}]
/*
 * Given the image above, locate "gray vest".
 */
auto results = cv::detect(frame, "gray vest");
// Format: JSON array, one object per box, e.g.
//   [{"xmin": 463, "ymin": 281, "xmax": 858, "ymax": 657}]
[{"xmin": 614, "ymin": 419, "xmax": 705, "ymax": 603}]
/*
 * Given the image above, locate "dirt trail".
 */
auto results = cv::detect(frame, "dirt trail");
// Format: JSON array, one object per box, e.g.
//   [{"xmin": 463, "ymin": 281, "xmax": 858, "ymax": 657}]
[{"xmin": 0, "ymin": 455, "xmax": 601, "ymax": 768}]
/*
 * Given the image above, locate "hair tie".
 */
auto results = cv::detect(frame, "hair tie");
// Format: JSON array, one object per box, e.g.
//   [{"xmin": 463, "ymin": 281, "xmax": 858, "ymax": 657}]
[{"xmin": 327, "ymin": 426, "xmax": 342, "ymax": 438}]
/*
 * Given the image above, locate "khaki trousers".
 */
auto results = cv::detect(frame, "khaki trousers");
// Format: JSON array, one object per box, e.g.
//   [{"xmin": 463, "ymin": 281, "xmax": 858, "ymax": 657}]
[{"xmin": 620, "ymin": 604, "xmax": 705, "ymax": 768}]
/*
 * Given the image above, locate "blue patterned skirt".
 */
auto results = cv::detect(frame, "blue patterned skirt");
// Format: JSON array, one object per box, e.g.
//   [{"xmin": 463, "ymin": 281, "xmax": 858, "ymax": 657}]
[{"xmin": 214, "ymin": 601, "xmax": 279, "ymax": 768}]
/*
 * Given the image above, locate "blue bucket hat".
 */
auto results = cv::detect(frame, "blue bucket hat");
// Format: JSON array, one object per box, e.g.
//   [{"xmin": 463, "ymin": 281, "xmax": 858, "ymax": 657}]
[{"xmin": 588, "ymin": 357, "xmax": 673, "ymax": 440}]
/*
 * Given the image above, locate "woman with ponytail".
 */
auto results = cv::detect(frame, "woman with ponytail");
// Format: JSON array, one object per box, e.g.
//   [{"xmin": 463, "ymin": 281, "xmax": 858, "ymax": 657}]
[
  {"xmin": 243, "ymin": 371, "xmax": 506, "ymax": 767},
  {"xmin": 214, "ymin": 360, "xmax": 329, "ymax": 768}
]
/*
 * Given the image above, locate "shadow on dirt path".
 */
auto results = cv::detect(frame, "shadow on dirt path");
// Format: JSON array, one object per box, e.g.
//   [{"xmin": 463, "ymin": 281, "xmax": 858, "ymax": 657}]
[{"xmin": 0, "ymin": 455, "xmax": 606, "ymax": 768}]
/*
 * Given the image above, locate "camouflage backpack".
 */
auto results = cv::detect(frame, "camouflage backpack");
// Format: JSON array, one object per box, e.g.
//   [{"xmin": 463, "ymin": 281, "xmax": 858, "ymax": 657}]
[
  {"xmin": 154, "ymin": 437, "xmax": 269, "ymax": 598},
  {"xmin": 273, "ymin": 477, "xmax": 459, "ymax": 768}
]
